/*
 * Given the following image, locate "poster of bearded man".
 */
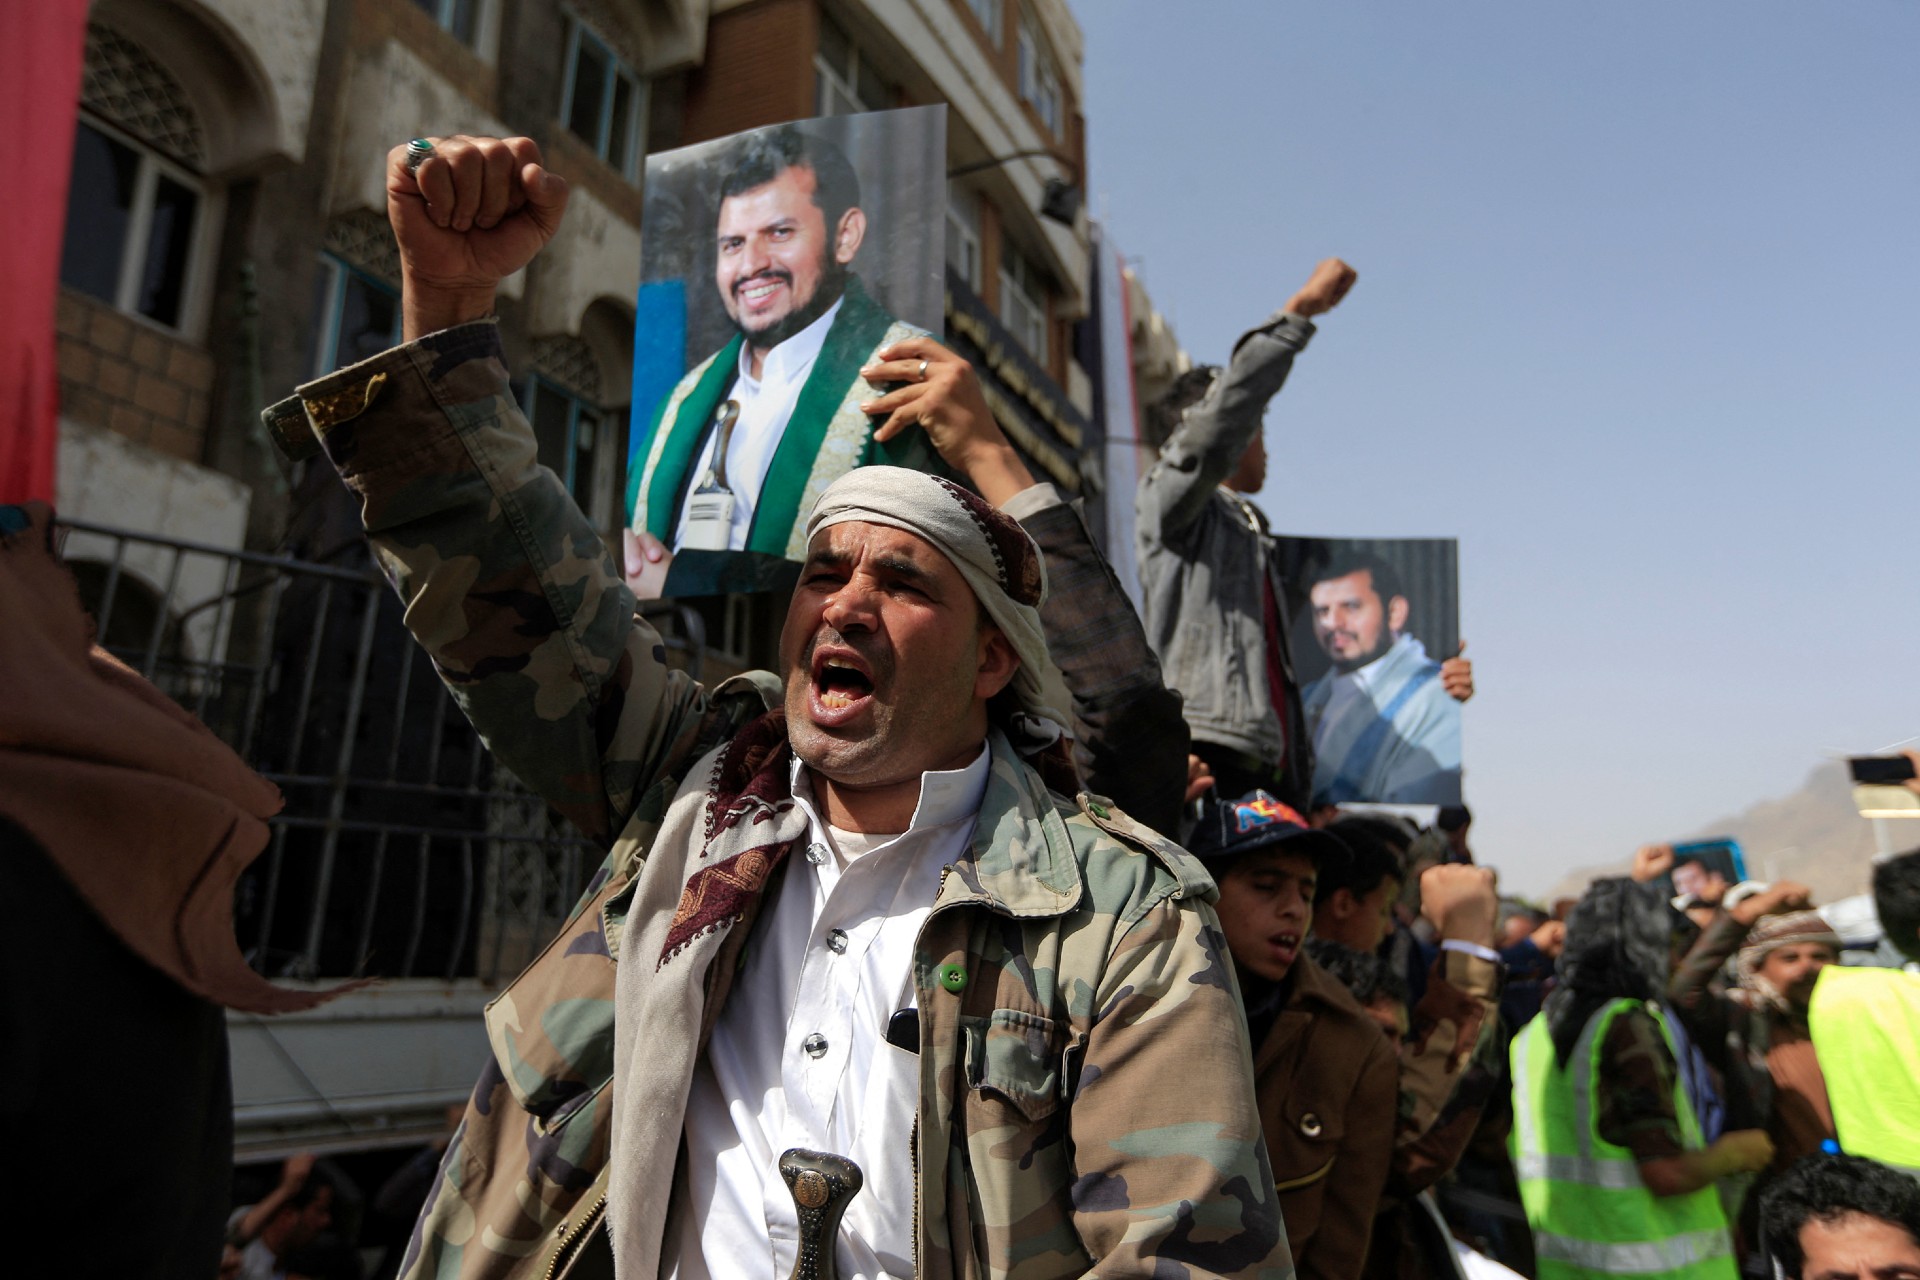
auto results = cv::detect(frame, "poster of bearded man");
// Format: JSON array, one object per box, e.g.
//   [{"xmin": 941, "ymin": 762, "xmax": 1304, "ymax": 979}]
[
  {"xmin": 1273, "ymin": 534, "xmax": 1464, "ymax": 806},
  {"xmin": 625, "ymin": 106, "xmax": 947, "ymax": 597}
]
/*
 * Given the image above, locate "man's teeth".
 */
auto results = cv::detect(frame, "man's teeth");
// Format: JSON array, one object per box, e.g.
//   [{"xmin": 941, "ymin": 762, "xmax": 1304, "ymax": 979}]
[{"xmin": 821, "ymin": 688, "xmax": 853, "ymax": 710}]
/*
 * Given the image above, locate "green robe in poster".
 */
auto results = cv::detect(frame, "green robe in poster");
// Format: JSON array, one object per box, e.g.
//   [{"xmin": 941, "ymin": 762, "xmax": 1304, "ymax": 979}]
[{"xmin": 628, "ymin": 275, "xmax": 937, "ymax": 561}]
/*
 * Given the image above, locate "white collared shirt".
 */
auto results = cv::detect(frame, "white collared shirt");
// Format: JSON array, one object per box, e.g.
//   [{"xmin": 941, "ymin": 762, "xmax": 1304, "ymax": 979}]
[
  {"xmin": 666, "ymin": 743, "xmax": 990, "ymax": 1280},
  {"xmin": 672, "ymin": 296, "xmax": 845, "ymax": 552}
]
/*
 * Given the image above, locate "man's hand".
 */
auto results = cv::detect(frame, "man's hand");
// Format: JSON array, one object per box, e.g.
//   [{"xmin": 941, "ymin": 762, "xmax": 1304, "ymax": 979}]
[
  {"xmin": 1729, "ymin": 880, "xmax": 1814, "ymax": 927},
  {"xmin": 1708, "ymin": 1129, "xmax": 1775, "ymax": 1178},
  {"xmin": 280, "ymin": 1152, "xmax": 316, "ymax": 1189},
  {"xmin": 1420, "ymin": 863, "xmax": 1499, "ymax": 946},
  {"xmin": 1282, "ymin": 258, "xmax": 1358, "ymax": 319},
  {"xmin": 1184, "ymin": 753, "xmax": 1216, "ymax": 804},
  {"xmin": 1631, "ymin": 844, "xmax": 1675, "ymax": 883},
  {"xmin": 387, "ymin": 135, "xmax": 569, "ymax": 340},
  {"xmin": 1529, "ymin": 918, "xmax": 1567, "ymax": 958},
  {"xmin": 1441, "ymin": 640, "xmax": 1474, "ymax": 703},
  {"xmin": 860, "ymin": 338, "xmax": 1035, "ymax": 506},
  {"xmin": 622, "ymin": 529, "xmax": 673, "ymax": 601}
]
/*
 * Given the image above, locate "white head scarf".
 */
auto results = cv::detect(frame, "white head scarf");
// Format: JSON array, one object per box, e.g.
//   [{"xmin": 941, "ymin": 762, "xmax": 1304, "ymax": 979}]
[{"xmin": 803, "ymin": 467, "xmax": 1066, "ymax": 741}]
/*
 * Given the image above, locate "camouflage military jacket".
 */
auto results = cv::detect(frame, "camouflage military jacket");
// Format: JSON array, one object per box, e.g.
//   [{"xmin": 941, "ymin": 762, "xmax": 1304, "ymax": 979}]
[{"xmin": 265, "ymin": 322, "xmax": 1292, "ymax": 1280}]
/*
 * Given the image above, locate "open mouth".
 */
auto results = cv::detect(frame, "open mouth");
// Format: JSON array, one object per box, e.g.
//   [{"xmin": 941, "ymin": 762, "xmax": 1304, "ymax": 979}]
[
  {"xmin": 1268, "ymin": 932, "xmax": 1301, "ymax": 960},
  {"xmin": 736, "ymin": 273, "xmax": 790, "ymax": 310},
  {"xmin": 808, "ymin": 648, "xmax": 877, "ymax": 725}
]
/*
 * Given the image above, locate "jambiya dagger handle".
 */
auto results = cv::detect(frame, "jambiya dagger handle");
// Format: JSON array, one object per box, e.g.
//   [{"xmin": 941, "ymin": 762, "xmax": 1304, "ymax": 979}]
[{"xmin": 779, "ymin": 1147, "xmax": 864, "ymax": 1280}]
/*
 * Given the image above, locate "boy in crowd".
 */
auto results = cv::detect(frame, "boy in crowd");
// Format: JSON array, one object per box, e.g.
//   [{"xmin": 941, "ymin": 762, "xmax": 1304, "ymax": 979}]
[{"xmin": 1189, "ymin": 792, "xmax": 1399, "ymax": 1280}]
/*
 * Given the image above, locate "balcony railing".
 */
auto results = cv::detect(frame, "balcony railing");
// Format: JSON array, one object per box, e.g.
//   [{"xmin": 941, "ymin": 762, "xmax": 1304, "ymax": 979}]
[{"xmin": 55, "ymin": 518, "xmax": 705, "ymax": 987}]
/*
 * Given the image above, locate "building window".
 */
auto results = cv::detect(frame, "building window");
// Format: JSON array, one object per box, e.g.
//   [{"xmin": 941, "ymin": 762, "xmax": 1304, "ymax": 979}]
[
  {"xmin": 999, "ymin": 242, "xmax": 1047, "ymax": 364},
  {"xmin": 519, "ymin": 377, "xmax": 620, "ymax": 527},
  {"xmin": 815, "ymin": 12, "xmax": 893, "ymax": 117},
  {"xmin": 310, "ymin": 254, "xmax": 402, "ymax": 376},
  {"xmin": 946, "ymin": 183, "xmax": 982, "ymax": 292},
  {"xmin": 1018, "ymin": 13, "xmax": 1061, "ymax": 136},
  {"xmin": 520, "ymin": 335, "xmax": 622, "ymax": 528},
  {"xmin": 562, "ymin": 20, "xmax": 646, "ymax": 179},
  {"xmin": 965, "ymin": 0, "xmax": 1003, "ymax": 46},
  {"xmin": 412, "ymin": 0, "xmax": 481, "ymax": 45},
  {"xmin": 60, "ymin": 116, "xmax": 203, "ymax": 331}
]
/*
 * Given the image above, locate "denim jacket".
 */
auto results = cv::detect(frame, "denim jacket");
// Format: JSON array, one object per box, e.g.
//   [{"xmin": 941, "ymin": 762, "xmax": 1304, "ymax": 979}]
[{"xmin": 1136, "ymin": 310, "xmax": 1316, "ymax": 803}]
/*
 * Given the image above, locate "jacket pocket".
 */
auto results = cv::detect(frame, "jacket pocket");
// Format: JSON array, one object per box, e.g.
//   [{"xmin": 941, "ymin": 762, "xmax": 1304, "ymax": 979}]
[
  {"xmin": 481, "ymin": 879, "xmax": 622, "ymax": 1121},
  {"xmin": 962, "ymin": 1009, "xmax": 1062, "ymax": 1124}
]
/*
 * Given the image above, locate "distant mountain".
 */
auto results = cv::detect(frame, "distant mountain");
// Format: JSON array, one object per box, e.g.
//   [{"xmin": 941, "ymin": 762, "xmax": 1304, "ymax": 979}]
[{"xmin": 1545, "ymin": 762, "xmax": 1900, "ymax": 906}]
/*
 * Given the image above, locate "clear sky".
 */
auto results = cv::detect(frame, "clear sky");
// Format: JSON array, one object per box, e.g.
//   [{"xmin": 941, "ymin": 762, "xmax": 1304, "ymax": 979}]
[{"xmin": 1078, "ymin": 2, "xmax": 1920, "ymax": 896}]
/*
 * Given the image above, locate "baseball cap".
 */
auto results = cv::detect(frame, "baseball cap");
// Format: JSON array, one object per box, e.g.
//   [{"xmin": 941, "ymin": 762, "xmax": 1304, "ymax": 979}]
[{"xmin": 1188, "ymin": 790, "xmax": 1353, "ymax": 871}]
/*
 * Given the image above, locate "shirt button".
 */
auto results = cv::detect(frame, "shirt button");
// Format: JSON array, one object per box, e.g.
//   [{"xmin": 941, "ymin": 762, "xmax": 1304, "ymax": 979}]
[
  {"xmin": 826, "ymin": 928, "xmax": 848, "ymax": 955},
  {"xmin": 802, "ymin": 1032, "xmax": 829, "ymax": 1058},
  {"xmin": 804, "ymin": 842, "xmax": 829, "ymax": 865}
]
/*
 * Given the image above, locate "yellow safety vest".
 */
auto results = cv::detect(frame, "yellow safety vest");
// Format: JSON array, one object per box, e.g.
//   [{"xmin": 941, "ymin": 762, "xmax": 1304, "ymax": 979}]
[
  {"xmin": 1810, "ymin": 965, "xmax": 1920, "ymax": 1178},
  {"xmin": 1511, "ymin": 999, "xmax": 1736, "ymax": 1280}
]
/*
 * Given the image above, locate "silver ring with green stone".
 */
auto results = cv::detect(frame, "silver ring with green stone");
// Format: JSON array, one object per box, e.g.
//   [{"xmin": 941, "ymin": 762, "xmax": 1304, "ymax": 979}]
[{"xmin": 405, "ymin": 138, "xmax": 435, "ymax": 175}]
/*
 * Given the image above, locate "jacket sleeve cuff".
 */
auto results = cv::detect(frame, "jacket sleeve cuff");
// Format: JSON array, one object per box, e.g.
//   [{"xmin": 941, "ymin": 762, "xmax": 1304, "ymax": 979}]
[
  {"xmin": 1229, "ymin": 310, "xmax": 1317, "ymax": 360},
  {"xmin": 998, "ymin": 481, "xmax": 1067, "ymax": 521},
  {"xmin": 261, "ymin": 320, "xmax": 505, "ymax": 464},
  {"xmin": 1441, "ymin": 950, "xmax": 1502, "ymax": 1000}
]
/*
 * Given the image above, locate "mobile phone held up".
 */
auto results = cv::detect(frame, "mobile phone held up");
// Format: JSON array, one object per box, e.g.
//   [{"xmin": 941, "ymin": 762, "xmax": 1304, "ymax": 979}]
[{"xmin": 1849, "ymin": 756, "xmax": 1919, "ymax": 786}]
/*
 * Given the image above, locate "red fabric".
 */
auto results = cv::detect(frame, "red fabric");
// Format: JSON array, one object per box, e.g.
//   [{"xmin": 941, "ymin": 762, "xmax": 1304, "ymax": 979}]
[{"xmin": 0, "ymin": 0, "xmax": 89, "ymax": 503}]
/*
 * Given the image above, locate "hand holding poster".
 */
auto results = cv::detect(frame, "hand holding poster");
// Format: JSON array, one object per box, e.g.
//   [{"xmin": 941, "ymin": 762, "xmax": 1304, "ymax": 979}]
[
  {"xmin": 1273, "ymin": 535, "xmax": 1464, "ymax": 806},
  {"xmin": 625, "ymin": 107, "xmax": 948, "ymax": 597}
]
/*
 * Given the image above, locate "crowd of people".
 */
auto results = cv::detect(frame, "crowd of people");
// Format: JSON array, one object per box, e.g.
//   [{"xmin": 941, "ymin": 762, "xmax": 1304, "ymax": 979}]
[{"xmin": 9, "ymin": 128, "xmax": 1920, "ymax": 1280}]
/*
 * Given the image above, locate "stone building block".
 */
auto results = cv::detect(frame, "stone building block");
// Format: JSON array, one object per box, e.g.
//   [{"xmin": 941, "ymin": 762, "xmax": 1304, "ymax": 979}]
[
  {"xmin": 134, "ymin": 370, "xmax": 190, "ymax": 420},
  {"xmin": 64, "ymin": 386, "xmax": 114, "ymax": 431},
  {"xmin": 59, "ymin": 342, "xmax": 99, "ymax": 385},
  {"xmin": 147, "ymin": 421, "xmax": 203, "ymax": 463},
  {"xmin": 57, "ymin": 292, "xmax": 89, "ymax": 338},
  {"xmin": 97, "ymin": 356, "xmax": 137, "ymax": 400},
  {"xmin": 166, "ymin": 344, "xmax": 216, "ymax": 392},
  {"xmin": 130, "ymin": 329, "xmax": 171, "ymax": 373},
  {"xmin": 109, "ymin": 404, "xmax": 151, "ymax": 443},
  {"xmin": 89, "ymin": 307, "xmax": 133, "ymax": 357}
]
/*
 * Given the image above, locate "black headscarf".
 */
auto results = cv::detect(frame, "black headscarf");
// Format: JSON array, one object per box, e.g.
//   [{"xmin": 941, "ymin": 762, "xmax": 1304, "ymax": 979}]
[{"xmin": 1543, "ymin": 877, "xmax": 1679, "ymax": 1066}]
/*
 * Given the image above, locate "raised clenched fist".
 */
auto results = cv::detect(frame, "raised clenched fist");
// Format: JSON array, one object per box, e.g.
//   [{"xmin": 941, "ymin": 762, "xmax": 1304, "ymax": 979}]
[
  {"xmin": 1283, "ymin": 258, "xmax": 1358, "ymax": 319},
  {"xmin": 1631, "ymin": 844, "xmax": 1675, "ymax": 883},
  {"xmin": 385, "ymin": 135, "xmax": 570, "ymax": 339},
  {"xmin": 1421, "ymin": 863, "xmax": 1499, "ymax": 946}
]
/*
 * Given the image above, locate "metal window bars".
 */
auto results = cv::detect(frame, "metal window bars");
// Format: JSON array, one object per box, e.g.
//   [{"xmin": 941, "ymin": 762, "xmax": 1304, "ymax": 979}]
[{"xmin": 54, "ymin": 518, "xmax": 707, "ymax": 986}]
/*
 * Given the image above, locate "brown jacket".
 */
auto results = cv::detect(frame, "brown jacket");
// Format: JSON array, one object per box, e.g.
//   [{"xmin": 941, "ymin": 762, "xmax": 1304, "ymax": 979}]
[{"xmin": 1256, "ymin": 955, "xmax": 1401, "ymax": 1280}]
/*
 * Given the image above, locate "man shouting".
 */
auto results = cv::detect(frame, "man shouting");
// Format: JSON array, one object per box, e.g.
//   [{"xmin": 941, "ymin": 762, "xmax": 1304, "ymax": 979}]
[{"xmin": 264, "ymin": 134, "xmax": 1289, "ymax": 1280}]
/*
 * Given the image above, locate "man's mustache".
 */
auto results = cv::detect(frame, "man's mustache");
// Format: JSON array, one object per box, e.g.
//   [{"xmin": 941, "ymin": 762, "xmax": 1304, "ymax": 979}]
[
  {"xmin": 800, "ymin": 627, "xmax": 894, "ymax": 687},
  {"xmin": 732, "ymin": 267, "xmax": 793, "ymax": 298}
]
